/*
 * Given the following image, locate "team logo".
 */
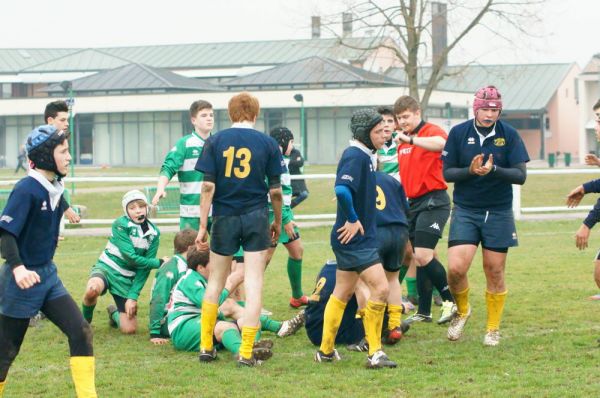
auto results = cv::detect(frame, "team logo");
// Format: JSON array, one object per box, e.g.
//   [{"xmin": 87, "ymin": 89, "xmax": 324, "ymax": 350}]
[
  {"xmin": 192, "ymin": 149, "xmax": 199, "ymax": 156},
  {"xmin": 166, "ymin": 271, "xmax": 174, "ymax": 279},
  {"xmin": 494, "ymin": 138, "xmax": 506, "ymax": 147},
  {"xmin": 41, "ymin": 201, "xmax": 47, "ymax": 211},
  {"xmin": 467, "ymin": 137, "xmax": 475, "ymax": 145},
  {"xmin": 341, "ymin": 174, "xmax": 354, "ymax": 182},
  {"xmin": 0, "ymin": 215, "xmax": 13, "ymax": 223},
  {"xmin": 512, "ymin": 232, "xmax": 517, "ymax": 240},
  {"xmin": 429, "ymin": 222, "xmax": 441, "ymax": 231}
]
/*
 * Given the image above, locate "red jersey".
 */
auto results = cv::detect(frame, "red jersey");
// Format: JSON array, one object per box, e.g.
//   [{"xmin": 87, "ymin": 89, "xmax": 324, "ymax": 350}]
[{"xmin": 397, "ymin": 122, "xmax": 448, "ymax": 199}]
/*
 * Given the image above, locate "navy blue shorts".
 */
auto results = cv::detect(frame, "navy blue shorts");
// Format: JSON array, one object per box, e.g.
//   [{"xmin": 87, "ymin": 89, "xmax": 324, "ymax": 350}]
[
  {"xmin": 377, "ymin": 224, "xmax": 409, "ymax": 272},
  {"xmin": 0, "ymin": 262, "xmax": 68, "ymax": 319},
  {"xmin": 210, "ymin": 207, "xmax": 271, "ymax": 256},
  {"xmin": 333, "ymin": 247, "xmax": 380, "ymax": 273},
  {"xmin": 448, "ymin": 206, "xmax": 518, "ymax": 249}
]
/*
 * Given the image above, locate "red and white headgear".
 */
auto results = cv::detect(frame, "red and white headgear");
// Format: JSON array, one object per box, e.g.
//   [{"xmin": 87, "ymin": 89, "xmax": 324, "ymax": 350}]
[{"xmin": 473, "ymin": 85, "xmax": 502, "ymax": 116}]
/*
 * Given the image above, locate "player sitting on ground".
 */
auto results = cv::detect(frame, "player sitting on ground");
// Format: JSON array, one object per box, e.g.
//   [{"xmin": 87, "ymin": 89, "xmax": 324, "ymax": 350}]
[
  {"xmin": 167, "ymin": 247, "xmax": 304, "ymax": 360},
  {"xmin": 265, "ymin": 127, "xmax": 309, "ymax": 308},
  {"xmin": 148, "ymin": 228, "xmax": 197, "ymax": 345},
  {"xmin": 81, "ymin": 190, "xmax": 167, "ymax": 334}
]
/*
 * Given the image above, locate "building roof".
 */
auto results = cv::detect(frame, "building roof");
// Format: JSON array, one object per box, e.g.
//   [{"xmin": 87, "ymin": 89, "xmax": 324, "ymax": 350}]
[
  {"xmin": 222, "ymin": 56, "xmax": 401, "ymax": 89},
  {"xmin": 581, "ymin": 54, "xmax": 600, "ymax": 74},
  {"xmin": 0, "ymin": 37, "xmax": 386, "ymax": 74},
  {"xmin": 387, "ymin": 63, "xmax": 575, "ymax": 112},
  {"xmin": 42, "ymin": 63, "xmax": 222, "ymax": 94}
]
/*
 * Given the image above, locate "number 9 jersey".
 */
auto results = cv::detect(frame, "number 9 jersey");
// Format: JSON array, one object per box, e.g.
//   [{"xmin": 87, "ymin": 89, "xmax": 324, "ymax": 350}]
[{"xmin": 195, "ymin": 125, "xmax": 285, "ymax": 216}]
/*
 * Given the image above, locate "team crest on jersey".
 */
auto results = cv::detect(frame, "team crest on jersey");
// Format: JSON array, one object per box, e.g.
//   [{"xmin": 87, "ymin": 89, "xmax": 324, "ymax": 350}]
[
  {"xmin": 192, "ymin": 149, "xmax": 199, "ymax": 156},
  {"xmin": 467, "ymin": 137, "xmax": 475, "ymax": 145},
  {"xmin": 341, "ymin": 174, "xmax": 354, "ymax": 182},
  {"xmin": 494, "ymin": 138, "xmax": 506, "ymax": 147},
  {"xmin": 166, "ymin": 271, "xmax": 174, "ymax": 279},
  {"xmin": 41, "ymin": 201, "xmax": 47, "ymax": 211}
]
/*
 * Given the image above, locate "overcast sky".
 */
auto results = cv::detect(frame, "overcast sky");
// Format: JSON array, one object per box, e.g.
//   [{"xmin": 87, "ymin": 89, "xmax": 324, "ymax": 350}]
[{"xmin": 1, "ymin": 0, "xmax": 595, "ymax": 67}]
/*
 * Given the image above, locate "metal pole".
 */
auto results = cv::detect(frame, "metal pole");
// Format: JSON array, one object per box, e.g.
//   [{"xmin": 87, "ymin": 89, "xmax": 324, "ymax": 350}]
[{"xmin": 300, "ymin": 101, "xmax": 306, "ymax": 160}]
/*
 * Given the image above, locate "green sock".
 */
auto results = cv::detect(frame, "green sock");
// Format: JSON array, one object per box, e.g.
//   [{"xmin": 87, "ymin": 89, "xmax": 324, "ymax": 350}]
[
  {"xmin": 399, "ymin": 264, "xmax": 409, "ymax": 283},
  {"xmin": 433, "ymin": 287, "xmax": 440, "ymax": 297},
  {"xmin": 287, "ymin": 257, "xmax": 303, "ymax": 299},
  {"xmin": 406, "ymin": 277, "xmax": 418, "ymax": 298},
  {"xmin": 260, "ymin": 315, "xmax": 282, "ymax": 333},
  {"xmin": 81, "ymin": 304, "xmax": 95, "ymax": 323},
  {"xmin": 221, "ymin": 328, "xmax": 242, "ymax": 354},
  {"xmin": 111, "ymin": 311, "xmax": 121, "ymax": 328}
]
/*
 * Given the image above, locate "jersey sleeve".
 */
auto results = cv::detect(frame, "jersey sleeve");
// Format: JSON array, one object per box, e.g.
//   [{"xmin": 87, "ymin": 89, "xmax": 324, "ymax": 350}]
[
  {"xmin": 266, "ymin": 138, "xmax": 285, "ymax": 178},
  {"xmin": 0, "ymin": 187, "xmax": 32, "ymax": 238},
  {"xmin": 160, "ymin": 139, "xmax": 185, "ymax": 180},
  {"xmin": 441, "ymin": 129, "xmax": 459, "ymax": 168},
  {"xmin": 111, "ymin": 221, "xmax": 160, "ymax": 270},
  {"xmin": 148, "ymin": 262, "xmax": 176, "ymax": 336},
  {"xmin": 507, "ymin": 132, "xmax": 530, "ymax": 166},
  {"xmin": 334, "ymin": 153, "xmax": 363, "ymax": 193},
  {"xmin": 127, "ymin": 268, "xmax": 151, "ymax": 301},
  {"xmin": 195, "ymin": 137, "xmax": 216, "ymax": 176}
]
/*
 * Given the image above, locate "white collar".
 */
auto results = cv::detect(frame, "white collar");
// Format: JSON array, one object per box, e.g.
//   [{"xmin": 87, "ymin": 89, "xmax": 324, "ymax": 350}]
[
  {"xmin": 349, "ymin": 140, "xmax": 378, "ymax": 170},
  {"xmin": 473, "ymin": 121, "xmax": 496, "ymax": 146},
  {"xmin": 28, "ymin": 169, "xmax": 64, "ymax": 211},
  {"xmin": 231, "ymin": 121, "xmax": 255, "ymax": 129}
]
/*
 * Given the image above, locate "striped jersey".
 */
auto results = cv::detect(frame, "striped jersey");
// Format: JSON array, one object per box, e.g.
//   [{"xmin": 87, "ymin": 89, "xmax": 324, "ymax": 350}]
[
  {"xmin": 268, "ymin": 155, "xmax": 294, "ymax": 224},
  {"xmin": 167, "ymin": 269, "xmax": 230, "ymax": 335},
  {"xmin": 148, "ymin": 254, "xmax": 188, "ymax": 336},
  {"xmin": 94, "ymin": 216, "xmax": 161, "ymax": 300},
  {"xmin": 377, "ymin": 132, "xmax": 400, "ymax": 181},
  {"xmin": 159, "ymin": 132, "xmax": 208, "ymax": 219}
]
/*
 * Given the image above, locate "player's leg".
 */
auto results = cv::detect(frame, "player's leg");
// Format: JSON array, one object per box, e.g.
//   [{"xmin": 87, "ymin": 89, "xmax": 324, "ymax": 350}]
[
  {"xmin": 43, "ymin": 294, "xmax": 96, "ymax": 397},
  {"xmin": 481, "ymin": 248, "xmax": 507, "ymax": 346},
  {"xmin": 81, "ymin": 274, "xmax": 107, "ymax": 323},
  {"xmin": 592, "ymin": 257, "xmax": 600, "ymax": 300},
  {"xmin": 285, "ymin": 237, "xmax": 308, "ymax": 307},
  {"xmin": 0, "ymin": 314, "xmax": 29, "ymax": 394}
]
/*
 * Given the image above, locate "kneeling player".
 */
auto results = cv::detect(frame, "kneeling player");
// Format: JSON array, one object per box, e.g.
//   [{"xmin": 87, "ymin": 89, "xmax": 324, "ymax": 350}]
[
  {"xmin": 0, "ymin": 125, "xmax": 96, "ymax": 397},
  {"xmin": 315, "ymin": 109, "xmax": 396, "ymax": 369},
  {"xmin": 148, "ymin": 228, "xmax": 197, "ymax": 345},
  {"xmin": 82, "ymin": 190, "xmax": 166, "ymax": 334}
]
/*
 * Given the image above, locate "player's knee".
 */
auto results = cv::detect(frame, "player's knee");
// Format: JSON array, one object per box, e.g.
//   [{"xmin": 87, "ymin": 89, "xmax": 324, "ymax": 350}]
[
  {"xmin": 371, "ymin": 284, "xmax": 389, "ymax": 302},
  {"xmin": 84, "ymin": 285, "xmax": 101, "ymax": 301}
]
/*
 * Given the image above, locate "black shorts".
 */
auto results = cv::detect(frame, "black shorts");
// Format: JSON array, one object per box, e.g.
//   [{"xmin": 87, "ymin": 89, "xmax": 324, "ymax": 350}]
[
  {"xmin": 377, "ymin": 224, "xmax": 409, "ymax": 272},
  {"xmin": 408, "ymin": 190, "xmax": 450, "ymax": 240},
  {"xmin": 210, "ymin": 207, "xmax": 271, "ymax": 256},
  {"xmin": 333, "ymin": 247, "xmax": 380, "ymax": 273}
]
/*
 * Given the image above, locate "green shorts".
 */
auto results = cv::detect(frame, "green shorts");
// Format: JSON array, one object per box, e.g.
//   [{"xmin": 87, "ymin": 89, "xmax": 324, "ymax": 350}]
[
  {"xmin": 268, "ymin": 211, "xmax": 300, "ymax": 245},
  {"xmin": 90, "ymin": 263, "xmax": 133, "ymax": 300}
]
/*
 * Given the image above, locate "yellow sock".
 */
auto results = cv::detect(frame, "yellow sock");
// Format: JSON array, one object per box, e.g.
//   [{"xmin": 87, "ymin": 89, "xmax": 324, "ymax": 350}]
[
  {"xmin": 69, "ymin": 356, "xmax": 97, "ymax": 398},
  {"xmin": 387, "ymin": 304, "xmax": 403, "ymax": 331},
  {"xmin": 0, "ymin": 379, "xmax": 6, "ymax": 396},
  {"xmin": 239, "ymin": 326, "xmax": 260, "ymax": 360},
  {"xmin": 486, "ymin": 290, "xmax": 507, "ymax": 331},
  {"xmin": 319, "ymin": 295, "xmax": 347, "ymax": 355},
  {"xmin": 200, "ymin": 301, "xmax": 218, "ymax": 351},
  {"xmin": 453, "ymin": 287, "xmax": 470, "ymax": 316},
  {"xmin": 356, "ymin": 308, "xmax": 366, "ymax": 319},
  {"xmin": 364, "ymin": 300, "xmax": 386, "ymax": 356}
]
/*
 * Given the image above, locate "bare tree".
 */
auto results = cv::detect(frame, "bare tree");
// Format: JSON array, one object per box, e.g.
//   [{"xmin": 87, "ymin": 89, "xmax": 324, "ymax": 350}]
[{"xmin": 320, "ymin": 0, "xmax": 545, "ymax": 111}]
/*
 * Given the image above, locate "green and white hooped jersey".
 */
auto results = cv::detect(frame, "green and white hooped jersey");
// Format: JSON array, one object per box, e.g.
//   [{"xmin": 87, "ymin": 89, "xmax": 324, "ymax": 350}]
[
  {"xmin": 96, "ymin": 216, "xmax": 161, "ymax": 281},
  {"xmin": 377, "ymin": 132, "xmax": 400, "ymax": 182},
  {"xmin": 159, "ymin": 132, "xmax": 208, "ymax": 219},
  {"xmin": 268, "ymin": 155, "xmax": 294, "ymax": 223}
]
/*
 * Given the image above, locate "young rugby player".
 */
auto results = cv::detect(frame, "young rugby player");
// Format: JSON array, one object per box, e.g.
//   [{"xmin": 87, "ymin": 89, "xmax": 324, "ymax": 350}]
[
  {"xmin": 0, "ymin": 125, "xmax": 96, "ymax": 397},
  {"xmin": 81, "ymin": 190, "xmax": 166, "ymax": 335},
  {"xmin": 266, "ymin": 127, "xmax": 308, "ymax": 308},
  {"xmin": 315, "ymin": 108, "xmax": 397, "ymax": 369},
  {"xmin": 195, "ymin": 92, "xmax": 284, "ymax": 367},
  {"xmin": 153, "ymin": 100, "xmax": 214, "ymax": 230},
  {"xmin": 443, "ymin": 86, "xmax": 529, "ymax": 346},
  {"xmin": 148, "ymin": 228, "xmax": 196, "ymax": 345}
]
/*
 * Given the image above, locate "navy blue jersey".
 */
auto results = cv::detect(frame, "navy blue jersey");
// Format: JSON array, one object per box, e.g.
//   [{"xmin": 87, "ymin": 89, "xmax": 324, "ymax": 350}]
[
  {"xmin": 0, "ymin": 175, "xmax": 64, "ymax": 268},
  {"xmin": 195, "ymin": 127, "xmax": 285, "ymax": 216},
  {"xmin": 304, "ymin": 261, "xmax": 363, "ymax": 345},
  {"xmin": 375, "ymin": 171, "xmax": 409, "ymax": 227},
  {"xmin": 330, "ymin": 145, "xmax": 377, "ymax": 251},
  {"xmin": 442, "ymin": 119, "xmax": 530, "ymax": 210}
]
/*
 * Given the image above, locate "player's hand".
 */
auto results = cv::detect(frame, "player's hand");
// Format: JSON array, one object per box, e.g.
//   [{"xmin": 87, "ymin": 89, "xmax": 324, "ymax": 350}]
[
  {"xmin": 150, "ymin": 337, "xmax": 170, "ymax": 345},
  {"xmin": 585, "ymin": 154, "xmax": 600, "ymax": 167},
  {"xmin": 284, "ymin": 221, "xmax": 298, "ymax": 240},
  {"xmin": 195, "ymin": 226, "xmax": 209, "ymax": 251},
  {"xmin": 337, "ymin": 220, "xmax": 364, "ymax": 244},
  {"xmin": 469, "ymin": 154, "xmax": 483, "ymax": 174},
  {"xmin": 161, "ymin": 256, "xmax": 171, "ymax": 266},
  {"xmin": 125, "ymin": 299, "xmax": 138, "ymax": 319},
  {"xmin": 566, "ymin": 185, "xmax": 585, "ymax": 208},
  {"xmin": 151, "ymin": 189, "xmax": 166, "ymax": 206},
  {"xmin": 470, "ymin": 154, "xmax": 494, "ymax": 176},
  {"xmin": 64, "ymin": 207, "xmax": 81, "ymax": 224},
  {"xmin": 575, "ymin": 224, "xmax": 591, "ymax": 250},
  {"xmin": 396, "ymin": 132, "xmax": 410, "ymax": 144},
  {"xmin": 12, "ymin": 265, "xmax": 41, "ymax": 289},
  {"xmin": 270, "ymin": 222, "xmax": 281, "ymax": 245}
]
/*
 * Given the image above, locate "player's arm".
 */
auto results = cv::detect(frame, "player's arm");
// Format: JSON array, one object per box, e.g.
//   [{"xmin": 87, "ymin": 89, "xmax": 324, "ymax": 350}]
[
  {"xmin": 111, "ymin": 222, "xmax": 161, "ymax": 270},
  {"xmin": 269, "ymin": 179, "xmax": 283, "ymax": 244},
  {"xmin": 288, "ymin": 149, "xmax": 304, "ymax": 169},
  {"xmin": 195, "ymin": 179, "xmax": 214, "ymax": 250},
  {"xmin": 0, "ymin": 230, "xmax": 40, "ymax": 289},
  {"xmin": 489, "ymin": 162, "xmax": 527, "ymax": 185},
  {"xmin": 397, "ymin": 132, "xmax": 446, "ymax": 152},
  {"xmin": 154, "ymin": 141, "xmax": 185, "ymax": 205},
  {"xmin": 334, "ymin": 184, "xmax": 364, "ymax": 244},
  {"xmin": 148, "ymin": 269, "xmax": 171, "ymax": 338}
]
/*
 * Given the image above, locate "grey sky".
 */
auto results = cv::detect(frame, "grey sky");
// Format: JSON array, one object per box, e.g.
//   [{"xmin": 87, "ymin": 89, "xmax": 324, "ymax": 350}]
[{"xmin": 1, "ymin": 0, "xmax": 595, "ymax": 67}]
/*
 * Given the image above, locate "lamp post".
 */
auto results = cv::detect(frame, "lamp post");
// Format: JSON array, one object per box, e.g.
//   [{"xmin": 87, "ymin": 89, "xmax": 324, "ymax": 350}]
[
  {"xmin": 293, "ymin": 93, "xmax": 307, "ymax": 160},
  {"xmin": 61, "ymin": 81, "xmax": 75, "ymax": 195}
]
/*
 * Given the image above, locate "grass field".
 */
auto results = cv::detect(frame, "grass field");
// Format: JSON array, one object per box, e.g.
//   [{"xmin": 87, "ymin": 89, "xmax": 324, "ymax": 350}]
[{"xmin": 3, "ymin": 166, "xmax": 600, "ymax": 397}]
